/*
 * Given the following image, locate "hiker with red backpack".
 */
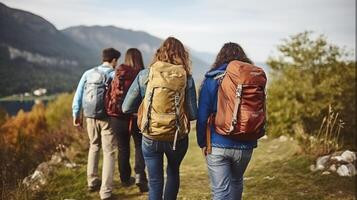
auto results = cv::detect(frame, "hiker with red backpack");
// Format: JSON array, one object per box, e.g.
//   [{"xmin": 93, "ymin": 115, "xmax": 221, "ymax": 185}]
[
  {"xmin": 197, "ymin": 42, "xmax": 267, "ymax": 200},
  {"xmin": 122, "ymin": 37, "xmax": 197, "ymax": 200},
  {"xmin": 104, "ymin": 48, "xmax": 148, "ymax": 192},
  {"xmin": 72, "ymin": 48, "xmax": 121, "ymax": 200}
]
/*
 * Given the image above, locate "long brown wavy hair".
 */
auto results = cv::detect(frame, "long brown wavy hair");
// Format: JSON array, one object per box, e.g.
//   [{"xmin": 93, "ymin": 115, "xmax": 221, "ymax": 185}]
[
  {"xmin": 124, "ymin": 48, "xmax": 144, "ymax": 70},
  {"xmin": 151, "ymin": 37, "xmax": 191, "ymax": 75},
  {"xmin": 211, "ymin": 42, "xmax": 253, "ymax": 71}
]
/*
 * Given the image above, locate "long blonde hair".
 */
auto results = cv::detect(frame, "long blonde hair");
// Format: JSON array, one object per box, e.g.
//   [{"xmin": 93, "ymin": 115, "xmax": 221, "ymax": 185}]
[{"xmin": 151, "ymin": 37, "xmax": 191, "ymax": 75}]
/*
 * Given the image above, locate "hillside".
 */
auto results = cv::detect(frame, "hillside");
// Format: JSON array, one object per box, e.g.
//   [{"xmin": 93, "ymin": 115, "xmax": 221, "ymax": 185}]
[
  {"xmin": 0, "ymin": 2, "xmax": 98, "ymax": 96},
  {"xmin": 33, "ymin": 132, "xmax": 356, "ymax": 200},
  {"xmin": 0, "ymin": 2, "xmax": 270, "ymax": 97},
  {"xmin": 62, "ymin": 25, "xmax": 211, "ymax": 81},
  {"xmin": 0, "ymin": 2, "xmax": 211, "ymax": 96}
]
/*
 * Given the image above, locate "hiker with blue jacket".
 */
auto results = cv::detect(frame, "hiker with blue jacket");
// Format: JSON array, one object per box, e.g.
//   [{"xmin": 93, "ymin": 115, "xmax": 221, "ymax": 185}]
[
  {"xmin": 122, "ymin": 37, "xmax": 198, "ymax": 200},
  {"xmin": 197, "ymin": 42, "xmax": 267, "ymax": 200},
  {"xmin": 72, "ymin": 48, "xmax": 120, "ymax": 200}
]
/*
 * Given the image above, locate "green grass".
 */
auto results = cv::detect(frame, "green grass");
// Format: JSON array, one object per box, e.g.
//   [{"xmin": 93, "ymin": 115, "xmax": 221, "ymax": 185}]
[
  {"xmin": 34, "ymin": 131, "xmax": 356, "ymax": 200},
  {"xmin": 243, "ymin": 138, "xmax": 356, "ymax": 200}
]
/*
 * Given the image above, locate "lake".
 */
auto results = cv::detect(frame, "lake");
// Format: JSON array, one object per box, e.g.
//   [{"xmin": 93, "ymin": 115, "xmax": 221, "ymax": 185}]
[{"xmin": 0, "ymin": 100, "xmax": 48, "ymax": 116}]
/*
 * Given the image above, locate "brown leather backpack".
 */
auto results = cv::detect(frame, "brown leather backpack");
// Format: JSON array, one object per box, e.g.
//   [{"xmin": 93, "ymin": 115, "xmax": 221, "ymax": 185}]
[
  {"xmin": 104, "ymin": 64, "xmax": 139, "ymax": 117},
  {"xmin": 213, "ymin": 60, "xmax": 267, "ymax": 141}
]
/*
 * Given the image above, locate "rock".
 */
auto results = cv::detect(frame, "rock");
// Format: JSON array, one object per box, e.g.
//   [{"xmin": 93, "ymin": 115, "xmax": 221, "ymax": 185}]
[
  {"xmin": 315, "ymin": 155, "xmax": 330, "ymax": 170},
  {"xmin": 48, "ymin": 153, "xmax": 63, "ymax": 165},
  {"xmin": 64, "ymin": 162, "xmax": 80, "ymax": 169},
  {"xmin": 329, "ymin": 164, "xmax": 337, "ymax": 172},
  {"xmin": 22, "ymin": 145, "xmax": 76, "ymax": 191},
  {"xmin": 279, "ymin": 135, "xmax": 288, "ymax": 142},
  {"xmin": 341, "ymin": 150, "xmax": 356, "ymax": 163},
  {"xmin": 331, "ymin": 156, "xmax": 346, "ymax": 163},
  {"xmin": 336, "ymin": 164, "xmax": 356, "ymax": 177},
  {"xmin": 36, "ymin": 162, "xmax": 53, "ymax": 176},
  {"xmin": 322, "ymin": 171, "xmax": 331, "ymax": 175},
  {"xmin": 345, "ymin": 163, "xmax": 356, "ymax": 176},
  {"xmin": 310, "ymin": 164, "xmax": 317, "ymax": 172},
  {"xmin": 22, "ymin": 169, "xmax": 47, "ymax": 191}
]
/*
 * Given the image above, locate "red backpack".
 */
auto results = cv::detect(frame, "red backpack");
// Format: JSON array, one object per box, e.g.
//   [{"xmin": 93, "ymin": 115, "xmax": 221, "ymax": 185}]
[
  {"xmin": 105, "ymin": 64, "xmax": 139, "ymax": 117},
  {"xmin": 206, "ymin": 61, "xmax": 267, "ymax": 153}
]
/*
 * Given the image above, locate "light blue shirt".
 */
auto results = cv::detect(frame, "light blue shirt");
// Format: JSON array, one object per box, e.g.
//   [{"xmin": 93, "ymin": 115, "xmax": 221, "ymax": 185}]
[{"xmin": 72, "ymin": 64, "xmax": 115, "ymax": 118}]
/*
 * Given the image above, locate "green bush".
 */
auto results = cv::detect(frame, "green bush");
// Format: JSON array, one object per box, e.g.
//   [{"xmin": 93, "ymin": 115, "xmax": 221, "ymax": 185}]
[
  {"xmin": 45, "ymin": 93, "xmax": 74, "ymax": 131},
  {"xmin": 266, "ymin": 31, "xmax": 356, "ymax": 148}
]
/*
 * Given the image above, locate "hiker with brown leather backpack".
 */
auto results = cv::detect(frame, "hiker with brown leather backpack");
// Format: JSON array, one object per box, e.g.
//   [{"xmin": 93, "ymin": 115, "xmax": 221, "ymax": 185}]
[
  {"xmin": 122, "ymin": 37, "xmax": 197, "ymax": 200},
  {"xmin": 196, "ymin": 42, "xmax": 267, "ymax": 200},
  {"xmin": 104, "ymin": 48, "xmax": 148, "ymax": 193},
  {"xmin": 72, "ymin": 48, "xmax": 120, "ymax": 200}
]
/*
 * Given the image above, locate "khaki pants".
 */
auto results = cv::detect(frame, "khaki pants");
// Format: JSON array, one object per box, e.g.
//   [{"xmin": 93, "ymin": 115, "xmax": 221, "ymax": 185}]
[{"xmin": 86, "ymin": 118, "xmax": 117, "ymax": 199}]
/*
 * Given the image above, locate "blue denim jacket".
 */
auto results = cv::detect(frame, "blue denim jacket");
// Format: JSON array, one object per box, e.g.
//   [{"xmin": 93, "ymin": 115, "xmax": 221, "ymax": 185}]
[
  {"xmin": 196, "ymin": 63, "xmax": 257, "ymax": 149},
  {"xmin": 72, "ymin": 64, "xmax": 114, "ymax": 118},
  {"xmin": 122, "ymin": 68, "xmax": 198, "ymax": 121}
]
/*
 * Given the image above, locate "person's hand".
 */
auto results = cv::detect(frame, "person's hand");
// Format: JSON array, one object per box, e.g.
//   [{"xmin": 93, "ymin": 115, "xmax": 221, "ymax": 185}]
[
  {"xmin": 73, "ymin": 117, "xmax": 82, "ymax": 127},
  {"xmin": 201, "ymin": 147, "xmax": 207, "ymax": 157}
]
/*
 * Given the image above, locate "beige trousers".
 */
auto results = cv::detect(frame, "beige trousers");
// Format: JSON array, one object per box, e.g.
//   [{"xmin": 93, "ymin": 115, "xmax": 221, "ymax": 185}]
[{"xmin": 86, "ymin": 117, "xmax": 117, "ymax": 199}]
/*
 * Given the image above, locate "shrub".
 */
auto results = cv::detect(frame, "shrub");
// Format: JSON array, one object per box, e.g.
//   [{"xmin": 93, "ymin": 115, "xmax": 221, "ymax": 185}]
[
  {"xmin": 266, "ymin": 31, "xmax": 356, "ymax": 149},
  {"xmin": 0, "ymin": 93, "xmax": 81, "ymax": 194}
]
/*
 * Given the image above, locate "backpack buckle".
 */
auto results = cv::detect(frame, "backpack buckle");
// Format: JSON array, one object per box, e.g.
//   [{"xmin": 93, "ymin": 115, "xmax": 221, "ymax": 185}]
[
  {"xmin": 236, "ymin": 84, "xmax": 243, "ymax": 97},
  {"xmin": 174, "ymin": 94, "xmax": 179, "ymax": 105}
]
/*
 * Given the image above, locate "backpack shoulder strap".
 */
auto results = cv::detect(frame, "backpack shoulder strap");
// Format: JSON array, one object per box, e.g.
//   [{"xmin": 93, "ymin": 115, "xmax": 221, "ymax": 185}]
[{"xmin": 213, "ymin": 71, "xmax": 226, "ymax": 85}]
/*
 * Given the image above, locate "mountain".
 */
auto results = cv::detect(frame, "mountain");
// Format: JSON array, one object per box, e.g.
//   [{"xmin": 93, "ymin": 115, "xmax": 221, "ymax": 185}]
[
  {"xmin": 62, "ymin": 25, "xmax": 210, "ymax": 82},
  {"xmin": 0, "ymin": 2, "xmax": 269, "ymax": 97},
  {"xmin": 0, "ymin": 2, "xmax": 98, "ymax": 96}
]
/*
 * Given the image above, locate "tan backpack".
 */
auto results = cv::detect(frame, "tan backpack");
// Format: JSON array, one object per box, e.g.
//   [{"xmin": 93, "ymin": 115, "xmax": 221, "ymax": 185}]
[{"xmin": 137, "ymin": 61, "xmax": 189, "ymax": 150}]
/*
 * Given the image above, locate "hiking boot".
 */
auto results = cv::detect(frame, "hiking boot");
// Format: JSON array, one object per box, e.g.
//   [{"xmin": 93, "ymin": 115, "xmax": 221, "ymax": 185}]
[
  {"xmin": 121, "ymin": 177, "xmax": 135, "ymax": 187},
  {"xmin": 87, "ymin": 179, "xmax": 101, "ymax": 192},
  {"xmin": 135, "ymin": 174, "xmax": 148, "ymax": 192},
  {"xmin": 137, "ymin": 182, "xmax": 149, "ymax": 193}
]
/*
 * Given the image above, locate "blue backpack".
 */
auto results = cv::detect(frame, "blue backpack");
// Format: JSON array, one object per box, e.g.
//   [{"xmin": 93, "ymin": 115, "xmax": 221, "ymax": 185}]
[{"xmin": 82, "ymin": 67, "xmax": 113, "ymax": 118}]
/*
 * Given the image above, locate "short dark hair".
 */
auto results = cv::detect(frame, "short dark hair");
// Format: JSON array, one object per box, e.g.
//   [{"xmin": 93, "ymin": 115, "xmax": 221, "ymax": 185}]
[{"xmin": 102, "ymin": 48, "xmax": 121, "ymax": 62}]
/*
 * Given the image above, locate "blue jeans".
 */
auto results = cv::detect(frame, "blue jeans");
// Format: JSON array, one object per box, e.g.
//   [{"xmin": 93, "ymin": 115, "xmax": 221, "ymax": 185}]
[
  {"xmin": 206, "ymin": 147, "xmax": 253, "ymax": 200},
  {"xmin": 142, "ymin": 136, "xmax": 189, "ymax": 200}
]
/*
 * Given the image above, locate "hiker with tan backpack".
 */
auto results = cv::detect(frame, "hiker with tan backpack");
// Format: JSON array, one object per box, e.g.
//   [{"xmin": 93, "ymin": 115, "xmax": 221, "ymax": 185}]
[
  {"xmin": 122, "ymin": 37, "xmax": 197, "ymax": 200},
  {"xmin": 104, "ymin": 48, "xmax": 148, "ymax": 193},
  {"xmin": 196, "ymin": 42, "xmax": 267, "ymax": 200}
]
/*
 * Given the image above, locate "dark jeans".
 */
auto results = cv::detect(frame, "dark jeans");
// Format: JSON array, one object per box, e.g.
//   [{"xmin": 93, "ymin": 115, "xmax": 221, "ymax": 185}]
[
  {"xmin": 110, "ymin": 117, "xmax": 147, "ymax": 183},
  {"xmin": 142, "ymin": 136, "xmax": 188, "ymax": 200}
]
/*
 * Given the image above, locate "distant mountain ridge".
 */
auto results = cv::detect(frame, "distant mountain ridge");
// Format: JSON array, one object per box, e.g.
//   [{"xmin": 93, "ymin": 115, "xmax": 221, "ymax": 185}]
[
  {"xmin": 0, "ymin": 2, "xmax": 269, "ymax": 97},
  {"xmin": 62, "ymin": 25, "xmax": 211, "ymax": 81},
  {"xmin": 0, "ymin": 2, "xmax": 212, "ymax": 96},
  {"xmin": 0, "ymin": 2, "xmax": 98, "ymax": 96}
]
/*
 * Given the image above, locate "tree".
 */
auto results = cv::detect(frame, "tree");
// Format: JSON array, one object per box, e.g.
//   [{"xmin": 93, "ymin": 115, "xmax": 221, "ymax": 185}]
[{"xmin": 267, "ymin": 31, "xmax": 356, "ymax": 147}]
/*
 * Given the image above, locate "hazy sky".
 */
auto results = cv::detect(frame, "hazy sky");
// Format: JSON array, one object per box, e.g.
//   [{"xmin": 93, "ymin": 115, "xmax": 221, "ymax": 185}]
[{"xmin": 2, "ymin": 0, "xmax": 355, "ymax": 62}]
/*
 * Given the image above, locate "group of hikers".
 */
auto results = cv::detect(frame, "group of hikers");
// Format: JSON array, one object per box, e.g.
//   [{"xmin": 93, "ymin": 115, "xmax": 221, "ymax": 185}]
[{"xmin": 72, "ymin": 37, "xmax": 267, "ymax": 200}]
